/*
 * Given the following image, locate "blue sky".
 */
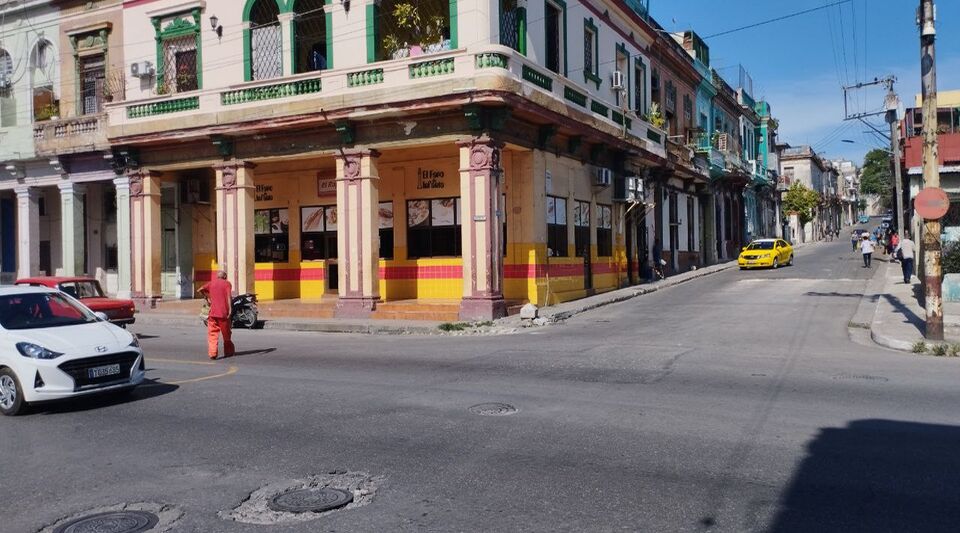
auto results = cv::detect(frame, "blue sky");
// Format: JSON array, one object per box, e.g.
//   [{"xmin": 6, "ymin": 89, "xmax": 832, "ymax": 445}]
[{"xmin": 650, "ymin": 0, "xmax": 960, "ymax": 166}]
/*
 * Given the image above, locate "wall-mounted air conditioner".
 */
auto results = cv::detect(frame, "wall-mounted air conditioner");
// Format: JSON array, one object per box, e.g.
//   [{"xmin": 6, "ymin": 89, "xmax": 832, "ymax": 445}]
[
  {"xmin": 130, "ymin": 61, "xmax": 155, "ymax": 79},
  {"xmin": 594, "ymin": 167, "xmax": 612, "ymax": 187},
  {"xmin": 612, "ymin": 70, "xmax": 624, "ymax": 91}
]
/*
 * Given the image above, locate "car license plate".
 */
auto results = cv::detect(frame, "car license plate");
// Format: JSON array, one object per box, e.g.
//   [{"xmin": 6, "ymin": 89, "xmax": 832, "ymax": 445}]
[
  {"xmin": 747, "ymin": 261, "xmax": 756, "ymax": 265},
  {"xmin": 88, "ymin": 364, "xmax": 121, "ymax": 379}
]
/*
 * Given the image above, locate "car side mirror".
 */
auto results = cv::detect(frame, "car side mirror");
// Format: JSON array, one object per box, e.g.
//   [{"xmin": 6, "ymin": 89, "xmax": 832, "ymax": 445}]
[
  {"xmin": 741, "ymin": 246, "xmax": 747, "ymax": 251},
  {"xmin": 94, "ymin": 312, "xmax": 109, "ymax": 321}
]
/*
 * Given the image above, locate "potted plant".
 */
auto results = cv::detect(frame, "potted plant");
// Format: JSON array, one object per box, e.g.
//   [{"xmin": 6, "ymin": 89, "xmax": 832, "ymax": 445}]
[
  {"xmin": 382, "ymin": 1, "xmax": 447, "ymax": 59},
  {"xmin": 644, "ymin": 102, "xmax": 665, "ymax": 129},
  {"xmin": 35, "ymin": 102, "xmax": 60, "ymax": 121}
]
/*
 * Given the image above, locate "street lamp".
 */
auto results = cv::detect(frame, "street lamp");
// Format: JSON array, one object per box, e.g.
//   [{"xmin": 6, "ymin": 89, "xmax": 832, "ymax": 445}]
[{"xmin": 841, "ymin": 139, "xmax": 892, "ymax": 154}]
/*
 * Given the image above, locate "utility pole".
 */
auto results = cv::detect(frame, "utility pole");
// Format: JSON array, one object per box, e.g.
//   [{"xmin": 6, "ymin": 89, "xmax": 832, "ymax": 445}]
[
  {"xmin": 919, "ymin": 0, "xmax": 943, "ymax": 340},
  {"xmin": 884, "ymin": 88, "xmax": 905, "ymax": 235}
]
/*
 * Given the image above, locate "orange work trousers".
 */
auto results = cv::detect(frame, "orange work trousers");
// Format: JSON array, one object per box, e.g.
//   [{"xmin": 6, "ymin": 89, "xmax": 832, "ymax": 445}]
[{"xmin": 207, "ymin": 317, "xmax": 235, "ymax": 358}]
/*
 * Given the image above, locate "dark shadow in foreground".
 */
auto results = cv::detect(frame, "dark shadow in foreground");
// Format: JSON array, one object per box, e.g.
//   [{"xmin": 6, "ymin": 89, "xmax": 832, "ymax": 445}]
[
  {"xmin": 767, "ymin": 419, "xmax": 960, "ymax": 533},
  {"xmin": 32, "ymin": 379, "xmax": 178, "ymax": 415}
]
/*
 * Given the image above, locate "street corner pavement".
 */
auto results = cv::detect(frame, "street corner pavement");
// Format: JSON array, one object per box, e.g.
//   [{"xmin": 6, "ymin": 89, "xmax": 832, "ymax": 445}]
[{"xmin": 865, "ymin": 257, "xmax": 960, "ymax": 352}]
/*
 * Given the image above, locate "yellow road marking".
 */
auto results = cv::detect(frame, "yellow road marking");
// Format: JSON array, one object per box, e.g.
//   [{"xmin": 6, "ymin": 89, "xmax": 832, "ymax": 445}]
[
  {"xmin": 165, "ymin": 365, "xmax": 239, "ymax": 385},
  {"xmin": 149, "ymin": 358, "xmax": 218, "ymax": 366}
]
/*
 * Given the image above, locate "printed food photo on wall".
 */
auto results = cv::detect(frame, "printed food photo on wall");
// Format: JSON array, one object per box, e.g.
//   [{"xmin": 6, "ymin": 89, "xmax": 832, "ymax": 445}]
[{"xmin": 302, "ymin": 206, "xmax": 324, "ymax": 232}]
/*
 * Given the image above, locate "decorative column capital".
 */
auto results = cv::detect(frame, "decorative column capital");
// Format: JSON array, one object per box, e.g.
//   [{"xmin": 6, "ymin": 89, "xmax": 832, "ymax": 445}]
[
  {"xmin": 57, "ymin": 181, "xmax": 85, "ymax": 194},
  {"xmin": 113, "ymin": 176, "xmax": 130, "ymax": 191},
  {"xmin": 214, "ymin": 160, "xmax": 256, "ymax": 190},
  {"xmin": 14, "ymin": 186, "xmax": 38, "ymax": 200},
  {"xmin": 457, "ymin": 136, "xmax": 504, "ymax": 173},
  {"xmin": 336, "ymin": 149, "xmax": 380, "ymax": 182},
  {"xmin": 127, "ymin": 169, "xmax": 162, "ymax": 197}
]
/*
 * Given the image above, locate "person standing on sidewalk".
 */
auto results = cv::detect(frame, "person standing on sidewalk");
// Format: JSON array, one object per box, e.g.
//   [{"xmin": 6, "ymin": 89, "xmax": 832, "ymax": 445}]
[
  {"xmin": 199, "ymin": 270, "xmax": 235, "ymax": 359},
  {"xmin": 851, "ymin": 231, "xmax": 859, "ymax": 252},
  {"xmin": 897, "ymin": 233, "xmax": 916, "ymax": 284},
  {"xmin": 860, "ymin": 234, "xmax": 875, "ymax": 268},
  {"xmin": 889, "ymin": 231, "xmax": 901, "ymax": 263}
]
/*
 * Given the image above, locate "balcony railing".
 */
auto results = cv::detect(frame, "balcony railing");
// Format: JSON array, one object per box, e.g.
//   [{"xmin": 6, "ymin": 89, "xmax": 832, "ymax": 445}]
[
  {"xmin": 107, "ymin": 46, "xmax": 667, "ymax": 159},
  {"xmin": 33, "ymin": 114, "xmax": 107, "ymax": 155}
]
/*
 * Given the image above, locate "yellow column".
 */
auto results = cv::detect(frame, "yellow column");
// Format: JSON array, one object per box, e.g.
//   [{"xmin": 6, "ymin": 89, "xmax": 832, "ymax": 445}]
[
  {"xmin": 458, "ymin": 137, "xmax": 506, "ymax": 320},
  {"xmin": 129, "ymin": 170, "xmax": 162, "ymax": 303},
  {"xmin": 214, "ymin": 161, "xmax": 256, "ymax": 295},
  {"xmin": 335, "ymin": 149, "xmax": 380, "ymax": 318}
]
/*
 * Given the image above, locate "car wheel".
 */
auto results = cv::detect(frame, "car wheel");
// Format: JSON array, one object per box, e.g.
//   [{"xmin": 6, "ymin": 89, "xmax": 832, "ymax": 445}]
[
  {"xmin": 773, "ymin": 258, "xmax": 779, "ymax": 269},
  {"xmin": 787, "ymin": 254, "xmax": 794, "ymax": 266},
  {"xmin": 0, "ymin": 368, "xmax": 26, "ymax": 416}
]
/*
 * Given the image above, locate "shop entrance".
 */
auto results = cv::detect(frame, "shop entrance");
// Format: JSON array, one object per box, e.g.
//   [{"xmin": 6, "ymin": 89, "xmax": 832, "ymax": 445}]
[{"xmin": 160, "ymin": 184, "xmax": 194, "ymax": 298}]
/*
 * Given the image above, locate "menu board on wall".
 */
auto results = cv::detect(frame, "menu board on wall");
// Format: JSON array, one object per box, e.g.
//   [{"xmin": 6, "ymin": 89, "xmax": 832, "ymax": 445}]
[
  {"xmin": 325, "ymin": 206, "xmax": 338, "ymax": 232},
  {"xmin": 379, "ymin": 202, "xmax": 394, "ymax": 229},
  {"xmin": 432, "ymin": 198, "xmax": 456, "ymax": 226},
  {"xmin": 302, "ymin": 206, "xmax": 324, "ymax": 232}
]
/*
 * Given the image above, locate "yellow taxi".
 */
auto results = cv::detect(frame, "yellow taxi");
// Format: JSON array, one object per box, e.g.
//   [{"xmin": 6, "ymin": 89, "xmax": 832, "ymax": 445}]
[{"xmin": 738, "ymin": 239, "xmax": 794, "ymax": 269}]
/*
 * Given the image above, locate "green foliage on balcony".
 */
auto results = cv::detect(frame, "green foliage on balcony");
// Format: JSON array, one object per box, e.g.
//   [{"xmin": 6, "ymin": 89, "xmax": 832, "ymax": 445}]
[
  {"xmin": 563, "ymin": 86, "xmax": 587, "ymax": 107},
  {"xmin": 409, "ymin": 57, "xmax": 455, "ymax": 79},
  {"xmin": 475, "ymin": 52, "xmax": 509, "ymax": 69},
  {"xmin": 521, "ymin": 65, "xmax": 553, "ymax": 91},
  {"xmin": 221, "ymin": 79, "xmax": 323, "ymax": 106},
  {"xmin": 347, "ymin": 68, "xmax": 385, "ymax": 87},
  {"xmin": 126, "ymin": 96, "xmax": 200, "ymax": 119},
  {"xmin": 590, "ymin": 100, "xmax": 608, "ymax": 117}
]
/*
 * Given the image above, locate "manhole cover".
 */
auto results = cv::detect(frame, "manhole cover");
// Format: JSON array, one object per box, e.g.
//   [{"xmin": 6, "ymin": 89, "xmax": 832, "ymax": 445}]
[
  {"xmin": 53, "ymin": 511, "xmax": 159, "ymax": 533},
  {"xmin": 268, "ymin": 488, "xmax": 353, "ymax": 514},
  {"xmin": 469, "ymin": 402, "xmax": 518, "ymax": 416}
]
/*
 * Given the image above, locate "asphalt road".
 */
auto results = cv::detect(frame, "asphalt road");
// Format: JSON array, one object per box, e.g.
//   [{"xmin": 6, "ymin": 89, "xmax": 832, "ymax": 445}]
[{"xmin": 5, "ymin": 238, "xmax": 960, "ymax": 532}]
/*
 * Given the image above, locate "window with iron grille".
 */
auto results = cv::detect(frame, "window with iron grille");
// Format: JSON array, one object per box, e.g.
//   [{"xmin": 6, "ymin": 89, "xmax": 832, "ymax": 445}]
[
  {"xmin": 665, "ymin": 80, "xmax": 676, "ymax": 112},
  {"xmin": 596, "ymin": 204, "xmax": 612, "ymax": 257},
  {"xmin": 584, "ymin": 26, "xmax": 595, "ymax": 78},
  {"xmin": 80, "ymin": 55, "xmax": 106, "ymax": 115},
  {"xmin": 294, "ymin": 0, "xmax": 327, "ymax": 72},
  {"xmin": 683, "ymin": 94, "xmax": 692, "ymax": 126},
  {"xmin": 500, "ymin": 0, "xmax": 526, "ymax": 53},
  {"xmin": 163, "ymin": 35, "xmax": 198, "ymax": 92},
  {"xmin": 574, "ymin": 200, "xmax": 591, "ymax": 257},
  {"xmin": 651, "ymin": 68, "xmax": 660, "ymax": 106},
  {"xmin": 249, "ymin": 0, "xmax": 282, "ymax": 81}
]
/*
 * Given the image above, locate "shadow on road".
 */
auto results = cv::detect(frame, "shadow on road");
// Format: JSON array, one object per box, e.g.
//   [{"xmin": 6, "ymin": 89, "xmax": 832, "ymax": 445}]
[
  {"xmin": 32, "ymin": 379, "xmax": 178, "ymax": 415},
  {"xmin": 767, "ymin": 419, "xmax": 960, "ymax": 533},
  {"xmin": 230, "ymin": 348, "xmax": 277, "ymax": 358}
]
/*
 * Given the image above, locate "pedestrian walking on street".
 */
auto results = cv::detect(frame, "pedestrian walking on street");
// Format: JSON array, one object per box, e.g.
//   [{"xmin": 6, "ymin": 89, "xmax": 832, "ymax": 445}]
[
  {"xmin": 897, "ymin": 232, "xmax": 916, "ymax": 284},
  {"xmin": 199, "ymin": 270, "xmax": 235, "ymax": 359},
  {"xmin": 851, "ymin": 231, "xmax": 858, "ymax": 252},
  {"xmin": 860, "ymin": 234, "xmax": 875, "ymax": 268},
  {"xmin": 889, "ymin": 231, "xmax": 901, "ymax": 263}
]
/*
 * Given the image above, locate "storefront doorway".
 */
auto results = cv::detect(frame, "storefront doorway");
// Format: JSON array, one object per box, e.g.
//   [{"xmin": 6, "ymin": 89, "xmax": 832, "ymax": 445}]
[{"xmin": 160, "ymin": 184, "xmax": 193, "ymax": 298}]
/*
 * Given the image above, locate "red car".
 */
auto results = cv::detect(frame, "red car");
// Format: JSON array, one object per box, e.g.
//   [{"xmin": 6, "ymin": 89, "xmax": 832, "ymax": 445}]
[{"xmin": 14, "ymin": 277, "xmax": 136, "ymax": 327}]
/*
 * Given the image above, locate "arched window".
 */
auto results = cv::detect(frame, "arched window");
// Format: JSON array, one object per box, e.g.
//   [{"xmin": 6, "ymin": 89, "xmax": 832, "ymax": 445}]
[
  {"xmin": 293, "ymin": 0, "xmax": 327, "ymax": 73},
  {"xmin": 246, "ymin": 0, "xmax": 283, "ymax": 81},
  {"xmin": 30, "ymin": 39, "xmax": 57, "ymax": 122},
  {"xmin": 374, "ymin": 0, "xmax": 453, "ymax": 62},
  {"xmin": 0, "ymin": 48, "xmax": 15, "ymax": 127}
]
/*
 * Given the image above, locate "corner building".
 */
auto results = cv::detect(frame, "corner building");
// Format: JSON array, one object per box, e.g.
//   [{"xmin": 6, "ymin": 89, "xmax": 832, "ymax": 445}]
[{"xmin": 103, "ymin": 0, "xmax": 700, "ymax": 320}]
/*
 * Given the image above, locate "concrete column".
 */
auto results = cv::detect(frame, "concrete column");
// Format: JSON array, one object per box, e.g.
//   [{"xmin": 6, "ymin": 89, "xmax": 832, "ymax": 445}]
[
  {"xmin": 458, "ymin": 137, "xmax": 507, "ymax": 321},
  {"xmin": 335, "ymin": 149, "xmax": 381, "ymax": 318},
  {"xmin": 703, "ymin": 190, "xmax": 718, "ymax": 265},
  {"xmin": 214, "ymin": 161, "xmax": 256, "ymax": 295},
  {"xmin": 279, "ymin": 13, "xmax": 295, "ymax": 76},
  {"xmin": 129, "ymin": 170, "xmax": 163, "ymax": 302},
  {"xmin": 85, "ymin": 183, "xmax": 104, "ymax": 276},
  {"xmin": 15, "ymin": 186, "xmax": 40, "ymax": 278},
  {"xmin": 113, "ymin": 177, "xmax": 132, "ymax": 298},
  {"xmin": 58, "ymin": 182, "xmax": 85, "ymax": 276}
]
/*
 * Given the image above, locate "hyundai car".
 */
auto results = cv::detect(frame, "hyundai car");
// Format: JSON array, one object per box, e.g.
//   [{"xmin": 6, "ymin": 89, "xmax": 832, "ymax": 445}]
[{"xmin": 0, "ymin": 286, "xmax": 145, "ymax": 416}]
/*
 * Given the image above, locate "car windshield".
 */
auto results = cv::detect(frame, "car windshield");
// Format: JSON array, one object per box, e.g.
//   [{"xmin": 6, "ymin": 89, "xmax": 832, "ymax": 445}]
[
  {"xmin": 746, "ymin": 241, "xmax": 776, "ymax": 250},
  {"xmin": 0, "ymin": 292, "xmax": 98, "ymax": 330},
  {"xmin": 60, "ymin": 281, "xmax": 104, "ymax": 299}
]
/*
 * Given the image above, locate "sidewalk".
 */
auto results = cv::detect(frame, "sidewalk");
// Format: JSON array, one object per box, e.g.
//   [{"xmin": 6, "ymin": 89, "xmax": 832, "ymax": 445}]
[
  {"xmin": 133, "ymin": 242, "xmax": 817, "ymax": 335},
  {"xmin": 860, "ymin": 259, "xmax": 960, "ymax": 351}
]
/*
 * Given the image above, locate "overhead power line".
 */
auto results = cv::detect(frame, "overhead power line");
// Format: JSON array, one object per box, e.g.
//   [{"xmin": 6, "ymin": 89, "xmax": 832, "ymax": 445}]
[{"xmin": 703, "ymin": 0, "xmax": 852, "ymax": 39}]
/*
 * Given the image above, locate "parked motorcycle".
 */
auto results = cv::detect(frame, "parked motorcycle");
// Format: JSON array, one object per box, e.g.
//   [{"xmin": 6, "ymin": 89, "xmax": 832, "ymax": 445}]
[{"xmin": 201, "ymin": 293, "xmax": 259, "ymax": 329}]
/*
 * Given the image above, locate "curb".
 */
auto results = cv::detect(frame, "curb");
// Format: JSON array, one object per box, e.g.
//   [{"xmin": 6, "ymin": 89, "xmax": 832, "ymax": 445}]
[{"xmin": 132, "ymin": 314, "xmax": 443, "ymax": 336}]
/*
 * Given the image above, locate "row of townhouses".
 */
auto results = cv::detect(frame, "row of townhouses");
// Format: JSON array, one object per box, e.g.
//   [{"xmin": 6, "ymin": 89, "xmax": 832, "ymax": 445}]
[
  {"xmin": 1, "ymin": 0, "xmax": 804, "ymax": 320},
  {"xmin": 777, "ymin": 144, "xmax": 860, "ymax": 243}
]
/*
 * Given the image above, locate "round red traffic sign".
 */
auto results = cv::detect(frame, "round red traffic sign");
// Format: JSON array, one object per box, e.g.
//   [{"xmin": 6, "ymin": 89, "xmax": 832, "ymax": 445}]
[{"xmin": 915, "ymin": 187, "xmax": 950, "ymax": 219}]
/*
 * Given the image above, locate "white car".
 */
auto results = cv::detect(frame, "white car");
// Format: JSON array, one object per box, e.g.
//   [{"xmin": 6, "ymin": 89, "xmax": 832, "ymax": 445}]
[{"xmin": 0, "ymin": 286, "xmax": 145, "ymax": 416}]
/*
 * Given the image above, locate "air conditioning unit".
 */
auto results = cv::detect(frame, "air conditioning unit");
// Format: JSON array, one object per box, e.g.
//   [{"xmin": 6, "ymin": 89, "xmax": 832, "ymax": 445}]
[
  {"xmin": 130, "ymin": 61, "xmax": 155, "ymax": 79},
  {"xmin": 594, "ymin": 167, "xmax": 612, "ymax": 187},
  {"xmin": 625, "ymin": 176, "xmax": 644, "ymax": 201},
  {"xmin": 0, "ymin": 76, "xmax": 10, "ymax": 90},
  {"xmin": 611, "ymin": 70, "xmax": 624, "ymax": 90}
]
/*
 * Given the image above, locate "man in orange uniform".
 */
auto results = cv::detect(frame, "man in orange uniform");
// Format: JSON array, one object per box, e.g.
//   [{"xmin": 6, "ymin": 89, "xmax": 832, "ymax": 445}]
[{"xmin": 199, "ymin": 270, "xmax": 235, "ymax": 359}]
